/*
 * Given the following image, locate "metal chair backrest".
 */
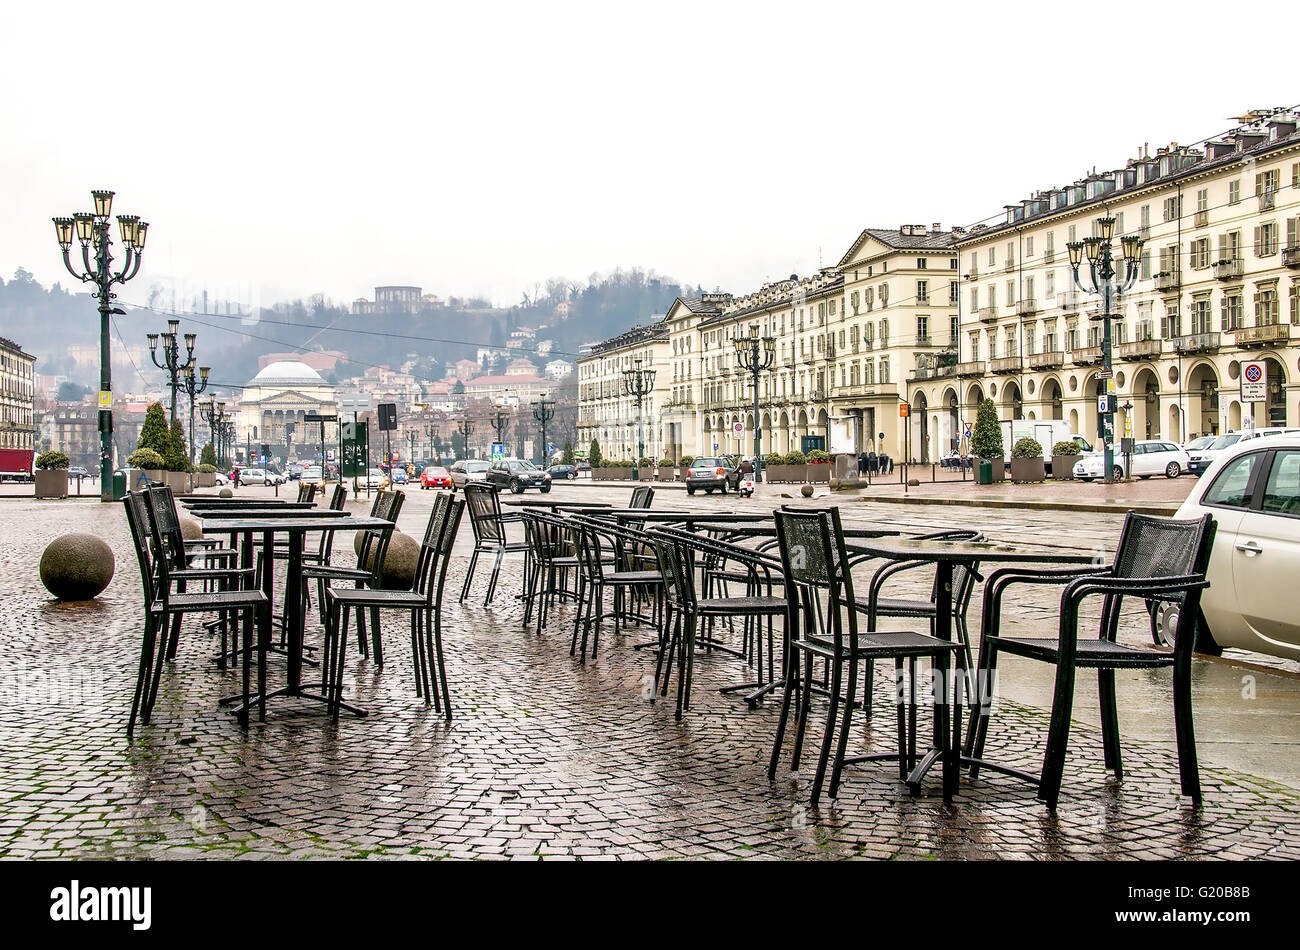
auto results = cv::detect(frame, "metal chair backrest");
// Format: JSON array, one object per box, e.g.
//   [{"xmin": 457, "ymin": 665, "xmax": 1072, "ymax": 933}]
[
  {"xmin": 630, "ymin": 485, "xmax": 655, "ymax": 509},
  {"xmin": 646, "ymin": 530, "xmax": 688, "ymax": 611},
  {"xmin": 140, "ymin": 487, "xmax": 183, "ymax": 610},
  {"xmin": 773, "ymin": 506, "xmax": 857, "ymax": 648},
  {"xmin": 297, "ymin": 482, "xmax": 317, "ymax": 504},
  {"xmin": 464, "ymin": 482, "xmax": 506, "ymax": 544},
  {"xmin": 356, "ymin": 488, "xmax": 404, "ymax": 586},
  {"xmin": 650, "ymin": 524, "xmax": 781, "ymax": 613},
  {"xmin": 1104, "ymin": 512, "xmax": 1217, "ymax": 647},
  {"xmin": 145, "ymin": 484, "xmax": 187, "ymax": 569},
  {"xmin": 521, "ymin": 509, "xmax": 571, "ymax": 568},
  {"xmin": 413, "ymin": 492, "xmax": 454, "ymax": 599},
  {"xmin": 123, "ymin": 491, "xmax": 160, "ymax": 609},
  {"xmin": 316, "ymin": 483, "xmax": 348, "ymax": 561}
]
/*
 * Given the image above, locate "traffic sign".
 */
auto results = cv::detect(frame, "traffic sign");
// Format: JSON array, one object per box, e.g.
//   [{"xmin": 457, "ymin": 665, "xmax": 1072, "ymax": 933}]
[
  {"xmin": 491, "ymin": 442, "xmax": 505, "ymax": 460},
  {"xmin": 98, "ymin": 390, "xmax": 111, "ymax": 408},
  {"xmin": 899, "ymin": 403, "xmax": 910, "ymax": 418},
  {"xmin": 1095, "ymin": 369, "xmax": 1113, "ymax": 380},
  {"xmin": 733, "ymin": 422, "xmax": 743, "ymax": 434},
  {"xmin": 713, "ymin": 443, "xmax": 719, "ymax": 452},
  {"xmin": 1241, "ymin": 361, "xmax": 1267, "ymax": 402}
]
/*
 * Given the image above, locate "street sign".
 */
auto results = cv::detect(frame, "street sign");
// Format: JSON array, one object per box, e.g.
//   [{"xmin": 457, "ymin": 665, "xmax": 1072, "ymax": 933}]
[
  {"xmin": 491, "ymin": 442, "xmax": 505, "ymax": 460},
  {"xmin": 963, "ymin": 423, "xmax": 972, "ymax": 440},
  {"xmin": 732, "ymin": 422, "xmax": 743, "ymax": 434},
  {"xmin": 1095, "ymin": 369, "xmax": 1113, "ymax": 380},
  {"xmin": 98, "ymin": 390, "xmax": 111, "ymax": 408},
  {"xmin": 1241, "ymin": 360, "xmax": 1267, "ymax": 402},
  {"xmin": 899, "ymin": 403, "xmax": 910, "ymax": 418},
  {"xmin": 377, "ymin": 403, "xmax": 398, "ymax": 432},
  {"xmin": 712, "ymin": 443, "xmax": 719, "ymax": 452},
  {"xmin": 304, "ymin": 412, "xmax": 337, "ymax": 423}
]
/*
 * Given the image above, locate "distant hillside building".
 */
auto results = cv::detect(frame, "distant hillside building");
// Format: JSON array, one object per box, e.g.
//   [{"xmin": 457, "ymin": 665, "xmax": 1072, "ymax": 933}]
[
  {"xmin": 351, "ymin": 286, "xmax": 423, "ymax": 314},
  {"xmin": 0, "ymin": 336, "xmax": 37, "ymax": 454}
]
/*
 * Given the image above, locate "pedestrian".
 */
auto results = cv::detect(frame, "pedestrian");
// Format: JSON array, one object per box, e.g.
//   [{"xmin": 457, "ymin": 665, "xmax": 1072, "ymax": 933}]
[{"xmin": 233, "ymin": 466, "xmax": 241, "ymax": 488}]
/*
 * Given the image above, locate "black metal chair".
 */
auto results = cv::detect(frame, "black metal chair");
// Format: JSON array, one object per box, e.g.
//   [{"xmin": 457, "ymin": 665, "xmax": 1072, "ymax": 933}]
[
  {"xmin": 322, "ymin": 494, "xmax": 465, "ymax": 721},
  {"xmin": 123, "ymin": 491, "xmax": 271, "ymax": 732},
  {"xmin": 296, "ymin": 481, "xmax": 317, "ymax": 504},
  {"xmin": 767, "ymin": 506, "xmax": 959, "ymax": 805},
  {"xmin": 520, "ymin": 509, "xmax": 581, "ymax": 635},
  {"xmin": 460, "ymin": 483, "xmax": 529, "ymax": 606},
  {"xmin": 967, "ymin": 511, "xmax": 1217, "ymax": 808},
  {"xmin": 567, "ymin": 514, "xmax": 662, "ymax": 663},
  {"xmin": 302, "ymin": 489, "xmax": 404, "ymax": 662},
  {"xmin": 646, "ymin": 526, "xmax": 786, "ymax": 719}
]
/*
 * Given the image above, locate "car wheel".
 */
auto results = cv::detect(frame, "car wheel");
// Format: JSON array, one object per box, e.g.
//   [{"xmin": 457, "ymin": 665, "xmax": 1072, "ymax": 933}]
[
  {"xmin": 568, "ymin": 472, "xmax": 576, "ymax": 480},
  {"xmin": 540, "ymin": 484, "xmax": 551, "ymax": 494},
  {"xmin": 1112, "ymin": 465, "xmax": 1124, "ymax": 481},
  {"xmin": 687, "ymin": 487, "xmax": 695, "ymax": 496},
  {"xmin": 1165, "ymin": 462, "xmax": 1181, "ymax": 478},
  {"xmin": 1152, "ymin": 601, "xmax": 1221, "ymax": 655},
  {"xmin": 511, "ymin": 479, "xmax": 524, "ymax": 494}
]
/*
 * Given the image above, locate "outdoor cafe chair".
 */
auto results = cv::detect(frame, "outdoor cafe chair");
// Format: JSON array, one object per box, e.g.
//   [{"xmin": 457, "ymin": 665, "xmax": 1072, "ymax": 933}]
[
  {"xmin": 460, "ymin": 483, "xmax": 529, "ymax": 606},
  {"xmin": 296, "ymin": 481, "xmax": 318, "ymax": 504},
  {"xmin": 567, "ymin": 514, "xmax": 662, "ymax": 663},
  {"xmin": 767, "ymin": 506, "xmax": 959, "ymax": 806},
  {"xmin": 645, "ymin": 526, "xmax": 786, "ymax": 719},
  {"xmin": 967, "ymin": 511, "xmax": 1217, "ymax": 808},
  {"xmin": 123, "ymin": 491, "xmax": 271, "ymax": 733},
  {"xmin": 322, "ymin": 493, "xmax": 465, "ymax": 721},
  {"xmin": 301, "ymin": 489, "xmax": 404, "ymax": 663},
  {"xmin": 520, "ymin": 509, "xmax": 581, "ymax": 635}
]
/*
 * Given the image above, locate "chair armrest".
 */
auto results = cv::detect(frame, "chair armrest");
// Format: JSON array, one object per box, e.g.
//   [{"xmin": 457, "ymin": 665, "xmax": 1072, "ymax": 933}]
[
  {"xmin": 1055, "ymin": 574, "xmax": 1210, "ymax": 659},
  {"xmin": 979, "ymin": 565, "xmax": 1113, "ymax": 646}
]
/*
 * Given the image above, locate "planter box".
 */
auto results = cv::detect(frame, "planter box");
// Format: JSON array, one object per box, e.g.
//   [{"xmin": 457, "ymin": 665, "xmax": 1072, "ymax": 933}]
[
  {"xmin": 805, "ymin": 463, "xmax": 831, "ymax": 483},
  {"xmin": 655, "ymin": 469, "xmax": 678, "ymax": 482},
  {"xmin": 973, "ymin": 458, "xmax": 1005, "ymax": 482},
  {"xmin": 165, "ymin": 471, "xmax": 191, "ymax": 493},
  {"xmin": 602, "ymin": 467, "xmax": 634, "ymax": 480},
  {"xmin": 197, "ymin": 472, "xmax": 216, "ymax": 488},
  {"xmin": 638, "ymin": 470, "xmax": 653, "ymax": 481},
  {"xmin": 764, "ymin": 464, "xmax": 806, "ymax": 483},
  {"xmin": 1010, "ymin": 457, "xmax": 1046, "ymax": 483},
  {"xmin": 35, "ymin": 469, "xmax": 69, "ymax": 499},
  {"xmin": 1051, "ymin": 455, "xmax": 1081, "ymax": 480},
  {"xmin": 144, "ymin": 469, "xmax": 166, "ymax": 487}
]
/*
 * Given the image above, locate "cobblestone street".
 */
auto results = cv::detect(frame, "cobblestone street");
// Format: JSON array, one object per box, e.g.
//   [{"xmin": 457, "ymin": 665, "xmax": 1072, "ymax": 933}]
[{"xmin": 2, "ymin": 485, "xmax": 1299, "ymax": 860}]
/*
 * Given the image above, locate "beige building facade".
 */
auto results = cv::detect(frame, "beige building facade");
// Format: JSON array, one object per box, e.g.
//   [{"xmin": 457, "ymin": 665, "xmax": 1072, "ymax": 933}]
[
  {"xmin": 0, "ymin": 337, "xmax": 37, "ymax": 454},
  {"xmin": 576, "ymin": 321, "xmax": 671, "ymax": 460}
]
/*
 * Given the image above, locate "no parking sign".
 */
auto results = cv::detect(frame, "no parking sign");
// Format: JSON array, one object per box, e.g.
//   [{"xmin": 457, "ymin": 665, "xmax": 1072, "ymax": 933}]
[{"xmin": 1241, "ymin": 361, "xmax": 1267, "ymax": 402}]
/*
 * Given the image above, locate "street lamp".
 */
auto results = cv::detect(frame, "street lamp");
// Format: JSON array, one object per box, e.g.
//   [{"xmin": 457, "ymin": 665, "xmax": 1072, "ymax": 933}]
[
  {"xmin": 734, "ymin": 323, "xmax": 776, "ymax": 484},
  {"xmin": 621, "ymin": 360, "xmax": 655, "ymax": 479},
  {"xmin": 489, "ymin": 404, "xmax": 509, "ymax": 456},
  {"xmin": 52, "ymin": 189, "xmax": 148, "ymax": 500},
  {"xmin": 148, "ymin": 319, "xmax": 195, "ymax": 424},
  {"xmin": 1067, "ymin": 215, "xmax": 1143, "ymax": 484},
  {"xmin": 456, "ymin": 418, "xmax": 475, "ymax": 460},
  {"xmin": 180, "ymin": 362, "xmax": 210, "ymax": 480},
  {"xmin": 201, "ymin": 399, "xmax": 228, "ymax": 467},
  {"xmin": 531, "ymin": 398, "xmax": 555, "ymax": 468},
  {"xmin": 425, "ymin": 422, "xmax": 438, "ymax": 462}
]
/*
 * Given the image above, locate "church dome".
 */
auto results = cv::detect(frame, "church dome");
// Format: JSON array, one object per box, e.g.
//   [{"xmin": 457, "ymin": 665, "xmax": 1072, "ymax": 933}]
[{"xmin": 250, "ymin": 360, "xmax": 326, "ymax": 388}]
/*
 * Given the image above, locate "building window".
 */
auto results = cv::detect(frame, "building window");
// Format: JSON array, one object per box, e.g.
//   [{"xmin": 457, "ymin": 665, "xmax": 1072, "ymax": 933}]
[
  {"xmin": 1256, "ymin": 288, "xmax": 1279, "ymax": 326},
  {"xmin": 916, "ymin": 280, "xmax": 928, "ymax": 303},
  {"xmin": 1255, "ymin": 222, "xmax": 1279, "ymax": 257},
  {"xmin": 1190, "ymin": 237, "xmax": 1211, "ymax": 270},
  {"xmin": 988, "ymin": 247, "xmax": 995, "ymax": 266},
  {"xmin": 1221, "ymin": 294, "xmax": 1244, "ymax": 331},
  {"xmin": 1197, "ymin": 188, "xmax": 1209, "ymax": 214},
  {"xmin": 969, "ymin": 331, "xmax": 980, "ymax": 361},
  {"xmin": 1163, "ymin": 196, "xmax": 1181, "ymax": 222},
  {"xmin": 916, "ymin": 315, "xmax": 929, "ymax": 342},
  {"xmin": 850, "ymin": 290, "xmax": 860, "ymax": 314},
  {"xmin": 1046, "ymin": 270, "xmax": 1056, "ymax": 297},
  {"xmin": 949, "ymin": 280, "xmax": 959, "ymax": 304},
  {"xmin": 1136, "ymin": 303, "xmax": 1154, "ymax": 341},
  {"xmin": 1162, "ymin": 308, "xmax": 1181, "ymax": 340},
  {"xmin": 1025, "ymin": 326, "xmax": 1035, "ymax": 354},
  {"xmin": 1229, "ymin": 180, "xmax": 1241, "ymax": 205},
  {"xmin": 917, "ymin": 257, "xmax": 928, "ymax": 269},
  {"xmin": 879, "ymin": 358, "xmax": 889, "ymax": 384},
  {"xmin": 1191, "ymin": 298, "xmax": 1212, "ymax": 336}
]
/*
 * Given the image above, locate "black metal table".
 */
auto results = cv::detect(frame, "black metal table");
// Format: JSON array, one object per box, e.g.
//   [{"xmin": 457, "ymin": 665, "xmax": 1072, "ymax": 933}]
[
  {"xmin": 846, "ymin": 537, "xmax": 1097, "ymax": 793},
  {"xmin": 183, "ymin": 499, "xmax": 310, "ymax": 509},
  {"xmin": 500, "ymin": 499, "xmax": 614, "ymax": 513},
  {"xmin": 196, "ymin": 507, "xmax": 343, "ymax": 519},
  {"xmin": 201, "ymin": 515, "xmax": 394, "ymax": 717}
]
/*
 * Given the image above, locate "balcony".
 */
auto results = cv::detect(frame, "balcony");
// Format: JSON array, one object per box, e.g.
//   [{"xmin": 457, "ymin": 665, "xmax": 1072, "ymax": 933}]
[
  {"xmin": 1017, "ymin": 298, "xmax": 1038, "ymax": 317},
  {"xmin": 1194, "ymin": 210, "xmax": 1209, "ymax": 228},
  {"xmin": 1154, "ymin": 272, "xmax": 1180, "ymax": 293},
  {"xmin": 953, "ymin": 360, "xmax": 987, "ymax": 378},
  {"xmin": 1283, "ymin": 246, "xmax": 1300, "ymax": 268},
  {"xmin": 1118, "ymin": 339, "xmax": 1161, "ymax": 361},
  {"xmin": 1260, "ymin": 191, "xmax": 1276, "ymax": 211},
  {"xmin": 990, "ymin": 356, "xmax": 1021, "ymax": 374},
  {"xmin": 1233, "ymin": 323, "xmax": 1290, "ymax": 347},
  {"xmin": 1043, "ymin": 250, "xmax": 1055, "ymax": 264},
  {"xmin": 1071, "ymin": 346, "xmax": 1103, "ymax": 365},
  {"xmin": 977, "ymin": 306, "xmax": 999, "ymax": 324},
  {"xmin": 915, "ymin": 335, "xmax": 934, "ymax": 347},
  {"xmin": 909, "ymin": 364, "xmax": 956, "ymax": 382},
  {"xmin": 1172, "ymin": 332, "xmax": 1221, "ymax": 354},
  {"xmin": 1212, "ymin": 258, "xmax": 1243, "ymax": 281},
  {"xmin": 1027, "ymin": 350, "xmax": 1065, "ymax": 370}
]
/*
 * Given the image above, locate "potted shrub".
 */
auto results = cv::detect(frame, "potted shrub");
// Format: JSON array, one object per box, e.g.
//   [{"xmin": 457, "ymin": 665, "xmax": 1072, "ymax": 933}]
[
  {"xmin": 637, "ymin": 457, "xmax": 654, "ymax": 481},
  {"xmin": 195, "ymin": 463, "xmax": 218, "ymax": 487},
  {"xmin": 1051, "ymin": 439, "xmax": 1082, "ymax": 480},
  {"xmin": 603, "ymin": 459, "xmax": 635, "ymax": 480},
  {"xmin": 766, "ymin": 451, "xmax": 805, "ymax": 483},
  {"xmin": 970, "ymin": 398, "xmax": 1005, "ymax": 482},
  {"xmin": 1010, "ymin": 437, "xmax": 1046, "ymax": 483},
  {"xmin": 34, "ymin": 450, "xmax": 70, "ymax": 499},
  {"xmin": 127, "ymin": 447, "xmax": 166, "ymax": 485},
  {"xmin": 656, "ymin": 458, "xmax": 676, "ymax": 481},
  {"xmin": 805, "ymin": 448, "xmax": 832, "ymax": 482}
]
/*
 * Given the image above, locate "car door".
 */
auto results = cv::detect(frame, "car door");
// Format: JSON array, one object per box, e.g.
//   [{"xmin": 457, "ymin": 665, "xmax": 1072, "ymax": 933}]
[
  {"xmin": 1231, "ymin": 448, "xmax": 1300, "ymax": 654},
  {"xmin": 1194, "ymin": 448, "xmax": 1269, "ymax": 648},
  {"xmin": 1135, "ymin": 442, "xmax": 1161, "ymax": 476}
]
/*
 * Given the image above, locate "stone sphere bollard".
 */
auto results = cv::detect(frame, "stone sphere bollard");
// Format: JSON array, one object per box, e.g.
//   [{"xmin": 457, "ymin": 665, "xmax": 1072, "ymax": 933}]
[
  {"xmin": 179, "ymin": 517, "xmax": 204, "ymax": 541},
  {"xmin": 356, "ymin": 530, "xmax": 419, "ymax": 590},
  {"xmin": 219, "ymin": 487, "xmax": 233, "ymax": 498},
  {"xmin": 800, "ymin": 484, "xmax": 814, "ymax": 498},
  {"xmin": 829, "ymin": 477, "xmax": 840, "ymax": 491},
  {"xmin": 40, "ymin": 533, "xmax": 115, "ymax": 601},
  {"xmin": 908, "ymin": 478, "xmax": 921, "ymax": 487}
]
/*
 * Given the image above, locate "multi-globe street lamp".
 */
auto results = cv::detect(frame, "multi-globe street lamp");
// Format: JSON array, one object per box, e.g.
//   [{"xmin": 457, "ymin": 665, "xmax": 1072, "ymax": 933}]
[
  {"xmin": 52, "ymin": 189, "xmax": 148, "ymax": 500},
  {"xmin": 180, "ymin": 362, "xmax": 211, "ymax": 480},
  {"xmin": 620, "ymin": 360, "xmax": 655, "ymax": 480},
  {"xmin": 201, "ymin": 399, "xmax": 230, "ymax": 468},
  {"xmin": 734, "ymin": 324, "xmax": 776, "ymax": 484},
  {"xmin": 489, "ymin": 404, "xmax": 509, "ymax": 456},
  {"xmin": 531, "ymin": 398, "xmax": 555, "ymax": 468},
  {"xmin": 1067, "ymin": 216, "xmax": 1144, "ymax": 485},
  {"xmin": 456, "ymin": 418, "xmax": 475, "ymax": 460},
  {"xmin": 147, "ymin": 320, "xmax": 195, "ymax": 424}
]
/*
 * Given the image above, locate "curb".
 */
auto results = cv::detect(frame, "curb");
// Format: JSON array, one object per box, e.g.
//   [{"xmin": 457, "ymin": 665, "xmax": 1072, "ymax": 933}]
[{"xmin": 840, "ymin": 493, "xmax": 1179, "ymax": 516}]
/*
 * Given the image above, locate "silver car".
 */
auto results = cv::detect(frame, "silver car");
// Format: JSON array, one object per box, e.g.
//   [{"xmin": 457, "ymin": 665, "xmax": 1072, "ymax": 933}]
[{"xmin": 448, "ymin": 459, "xmax": 489, "ymax": 492}]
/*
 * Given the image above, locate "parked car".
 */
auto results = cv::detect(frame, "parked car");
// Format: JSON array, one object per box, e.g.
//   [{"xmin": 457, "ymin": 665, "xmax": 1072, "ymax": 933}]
[
  {"xmin": 1073, "ymin": 440, "xmax": 1188, "ymax": 481},
  {"xmin": 286, "ymin": 463, "xmax": 303, "ymax": 481},
  {"xmin": 1182, "ymin": 435, "xmax": 1216, "ymax": 455},
  {"xmin": 300, "ymin": 466, "xmax": 325, "ymax": 488},
  {"xmin": 67, "ymin": 465, "xmax": 89, "ymax": 479},
  {"xmin": 390, "ymin": 467, "xmax": 408, "ymax": 485},
  {"xmin": 547, "ymin": 464, "xmax": 579, "ymax": 480},
  {"xmin": 363, "ymin": 467, "xmax": 389, "ymax": 490},
  {"xmin": 213, "ymin": 471, "xmax": 230, "ymax": 485},
  {"xmin": 448, "ymin": 459, "xmax": 490, "ymax": 491},
  {"xmin": 239, "ymin": 468, "xmax": 272, "ymax": 486},
  {"xmin": 486, "ymin": 457, "xmax": 552, "ymax": 493},
  {"xmin": 420, "ymin": 465, "xmax": 452, "ymax": 489},
  {"xmin": 685, "ymin": 457, "xmax": 741, "ymax": 495},
  {"xmin": 1167, "ymin": 434, "xmax": 1300, "ymax": 661}
]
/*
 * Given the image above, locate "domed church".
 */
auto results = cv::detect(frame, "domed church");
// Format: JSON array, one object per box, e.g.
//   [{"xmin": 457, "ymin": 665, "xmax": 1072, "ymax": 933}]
[{"xmin": 233, "ymin": 360, "xmax": 338, "ymax": 461}]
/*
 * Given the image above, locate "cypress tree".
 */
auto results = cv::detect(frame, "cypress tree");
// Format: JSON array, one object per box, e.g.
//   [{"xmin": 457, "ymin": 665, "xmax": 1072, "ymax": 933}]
[
  {"xmin": 970, "ymin": 398, "xmax": 1004, "ymax": 459},
  {"xmin": 137, "ymin": 402, "xmax": 170, "ymax": 456}
]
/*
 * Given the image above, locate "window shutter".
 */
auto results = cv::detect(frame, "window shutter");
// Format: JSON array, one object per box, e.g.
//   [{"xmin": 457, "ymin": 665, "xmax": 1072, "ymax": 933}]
[
  {"xmin": 1219, "ymin": 233, "xmax": 1228, "ymax": 260},
  {"xmin": 1288, "ymin": 218, "xmax": 1298, "ymax": 249},
  {"xmin": 1220, "ymin": 298, "xmax": 1228, "ymax": 331},
  {"xmin": 1253, "ymin": 292, "xmax": 1261, "ymax": 326},
  {"xmin": 1254, "ymin": 226, "xmax": 1263, "ymax": 257}
]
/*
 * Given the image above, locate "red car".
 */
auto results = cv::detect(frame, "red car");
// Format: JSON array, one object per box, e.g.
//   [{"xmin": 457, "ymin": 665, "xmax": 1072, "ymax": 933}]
[{"xmin": 420, "ymin": 465, "xmax": 451, "ymax": 489}]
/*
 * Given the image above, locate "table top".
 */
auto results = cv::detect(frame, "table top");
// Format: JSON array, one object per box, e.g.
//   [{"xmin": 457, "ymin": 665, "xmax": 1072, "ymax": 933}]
[
  {"xmin": 183, "ymin": 499, "xmax": 308, "ymax": 508},
  {"xmin": 688, "ymin": 522, "xmax": 901, "ymax": 539},
  {"xmin": 197, "ymin": 507, "xmax": 343, "ymax": 519},
  {"xmin": 500, "ymin": 499, "xmax": 613, "ymax": 510},
  {"xmin": 586, "ymin": 509, "xmax": 772, "ymax": 522},
  {"xmin": 202, "ymin": 515, "xmax": 392, "ymax": 533},
  {"xmin": 849, "ymin": 537, "xmax": 1098, "ymax": 564}
]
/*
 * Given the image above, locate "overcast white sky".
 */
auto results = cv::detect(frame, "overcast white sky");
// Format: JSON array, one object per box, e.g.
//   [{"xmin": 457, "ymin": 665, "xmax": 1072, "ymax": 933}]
[{"xmin": 3, "ymin": 1, "xmax": 1296, "ymax": 311}]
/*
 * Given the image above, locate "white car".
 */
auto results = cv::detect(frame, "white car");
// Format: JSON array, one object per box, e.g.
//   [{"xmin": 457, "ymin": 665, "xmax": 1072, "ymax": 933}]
[
  {"xmin": 1170, "ymin": 434, "xmax": 1300, "ymax": 661},
  {"xmin": 239, "ymin": 468, "xmax": 279, "ymax": 486},
  {"xmin": 1188, "ymin": 428, "xmax": 1300, "ymax": 476},
  {"xmin": 1073, "ymin": 440, "xmax": 1188, "ymax": 481},
  {"xmin": 363, "ymin": 467, "xmax": 389, "ymax": 490},
  {"xmin": 448, "ymin": 459, "xmax": 489, "ymax": 492}
]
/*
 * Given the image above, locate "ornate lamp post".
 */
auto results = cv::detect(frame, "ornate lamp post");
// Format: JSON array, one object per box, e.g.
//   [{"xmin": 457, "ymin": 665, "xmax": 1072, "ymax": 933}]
[
  {"xmin": 734, "ymin": 323, "xmax": 776, "ymax": 483},
  {"xmin": 425, "ymin": 422, "xmax": 438, "ymax": 462},
  {"xmin": 620, "ymin": 360, "xmax": 655, "ymax": 479},
  {"xmin": 456, "ymin": 418, "xmax": 475, "ymax": 460},
  {"xmin": 147, "ymin": 320, "xmax": 195, "ymax": 424},
  {"xmin": 1067, "ymin": 216, "xmax": 1144, "ymax": 484},
  {"xmin": 531, "ymin": 398, "xmax": 555, "ymax": 468},
  {"xmin": 201, "ymin": 399, "xmax": 225, "ymax": 467},
  {"xmin": 489, "ymin": 404, "xmax": 509, "ymax": 456},
  {"xmin": 180, "ymin": 363, "xmax": 210, "ymax": 480},
  {"xmin": 52, "ymin": 189, "xmax": 148, "ymax": 500}
]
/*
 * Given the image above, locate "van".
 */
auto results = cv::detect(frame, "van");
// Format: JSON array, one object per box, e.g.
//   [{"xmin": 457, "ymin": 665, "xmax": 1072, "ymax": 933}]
[{"xmin": 997, "ymin": 420, "xmax": 1093, "ymax": 473}]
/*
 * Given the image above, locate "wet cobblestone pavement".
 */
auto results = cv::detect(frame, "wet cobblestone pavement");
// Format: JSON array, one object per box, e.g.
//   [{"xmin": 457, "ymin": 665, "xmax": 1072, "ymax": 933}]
[{"xmin": 2, "ymin": 489, "xmax": 1299, "ymax": 860}]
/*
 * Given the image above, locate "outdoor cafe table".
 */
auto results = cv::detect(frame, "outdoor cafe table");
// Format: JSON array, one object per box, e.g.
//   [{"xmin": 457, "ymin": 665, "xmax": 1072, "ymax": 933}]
[
  {"xmin": 500, "ymin": 499, "xmax": 614, "ymax": 513},
  {"xmin": 847, "ymin": 537, "xmax": 1097, "ymax": 793},
  {"xmin": 589, "ymin": 510, "xmax": 774, "ymax": 527},
  {"xmin": 183, "ymin": 499, "xmax": 313, "ymax": 509},
  {"xmin": 688, "ymin": 521, "xmax": 902, "ymax": 541},
  {"xmin": 196, "ymin": 507, "xmax": 343, "ymax": 519},
  {"xmin": 200, "ymin": 514, "xmax": 393, "ymax": 717}
]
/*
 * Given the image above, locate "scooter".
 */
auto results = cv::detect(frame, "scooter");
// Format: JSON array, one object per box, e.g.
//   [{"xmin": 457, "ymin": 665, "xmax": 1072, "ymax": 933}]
[{"xmin": 737, "ymin": 472, "xmax": 756, "ymax": 497}]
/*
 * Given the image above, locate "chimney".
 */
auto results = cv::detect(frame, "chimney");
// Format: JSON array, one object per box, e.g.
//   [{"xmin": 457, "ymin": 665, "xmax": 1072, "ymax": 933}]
[{"xmin": 931, "ymin": 222, "xmax": 941, "ymax": 233}]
